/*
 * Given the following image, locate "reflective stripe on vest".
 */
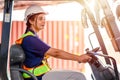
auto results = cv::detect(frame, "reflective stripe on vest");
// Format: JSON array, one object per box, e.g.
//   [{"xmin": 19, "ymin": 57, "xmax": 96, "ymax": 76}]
[
  {"xmin": 16, "ymin": 31, "xmax": 51, "ymax": 78},
  {"xmin": 22, "ymin": 60, "xmax": 51, "ymax": 78}
]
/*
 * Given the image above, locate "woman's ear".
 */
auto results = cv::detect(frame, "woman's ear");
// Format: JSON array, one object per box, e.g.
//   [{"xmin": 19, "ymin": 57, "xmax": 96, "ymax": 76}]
[{"xmin": 29, "ymin": 19, "xmax": 34, "ymax": 25}]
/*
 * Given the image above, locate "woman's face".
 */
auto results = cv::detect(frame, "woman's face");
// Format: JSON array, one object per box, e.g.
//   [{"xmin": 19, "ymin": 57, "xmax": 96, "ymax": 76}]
[{"xmin": 30, "ymin": 13, "xmax": 46, "ymax": 32}]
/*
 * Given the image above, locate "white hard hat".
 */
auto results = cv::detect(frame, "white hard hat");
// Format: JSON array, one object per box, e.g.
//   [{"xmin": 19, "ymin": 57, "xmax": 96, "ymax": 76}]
[{"xmin": 24, "ymin": 5, "xmax": 47, "ymax": 21}]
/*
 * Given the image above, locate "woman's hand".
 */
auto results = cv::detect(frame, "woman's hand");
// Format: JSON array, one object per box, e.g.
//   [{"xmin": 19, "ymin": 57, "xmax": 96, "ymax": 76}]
[{"xmin": 79, "ymin": 54, "xmax": 92, "ymax": 63}]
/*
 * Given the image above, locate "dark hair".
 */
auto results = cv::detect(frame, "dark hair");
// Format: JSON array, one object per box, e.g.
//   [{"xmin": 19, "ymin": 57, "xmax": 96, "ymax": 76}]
[{"xmin": 25, "ymin": 14, "xmax": 37, "ymax": 33}]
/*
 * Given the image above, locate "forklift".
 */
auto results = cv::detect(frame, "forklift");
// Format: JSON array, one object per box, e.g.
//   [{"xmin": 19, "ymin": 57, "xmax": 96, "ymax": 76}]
[{"xmin": 0, "ymin": 0, "xmax": 120, "ymax": 80}]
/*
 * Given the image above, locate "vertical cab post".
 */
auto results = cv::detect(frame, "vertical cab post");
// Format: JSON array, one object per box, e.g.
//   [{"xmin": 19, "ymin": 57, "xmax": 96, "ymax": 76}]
[{"xmin": 0, "ymin": 0, "xmax": 14, "ymax": 80}]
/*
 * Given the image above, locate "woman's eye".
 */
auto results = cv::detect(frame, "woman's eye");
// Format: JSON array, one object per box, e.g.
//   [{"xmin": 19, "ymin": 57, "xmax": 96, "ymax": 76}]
[{"xmin": 39, "ymin": 17, "xmax": 45, "ymax": 21}]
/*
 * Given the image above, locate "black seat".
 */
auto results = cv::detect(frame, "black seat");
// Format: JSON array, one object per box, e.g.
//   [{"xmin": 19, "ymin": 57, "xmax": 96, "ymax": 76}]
[
  {"xmin": 10, "ymin": 44, "xmax": 25, "ymax": 80},
  {"xmin": 10, "ymin": 44, "xmax": 25, "ymax": 66}
]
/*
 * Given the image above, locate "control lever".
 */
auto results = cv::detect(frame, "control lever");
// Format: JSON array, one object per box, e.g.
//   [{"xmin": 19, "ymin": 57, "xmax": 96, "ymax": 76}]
[{"xmin": 85, "ymin": 47, "xmax": 100, "ymax": 67}]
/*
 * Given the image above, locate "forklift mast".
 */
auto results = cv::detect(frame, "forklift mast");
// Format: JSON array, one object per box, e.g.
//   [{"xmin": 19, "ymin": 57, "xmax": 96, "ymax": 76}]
[
  {"xmin": 80, "ymin": 0, "xmax": 120, "ymax": 63},
  {"xmin": 79, "ymin": 0, "xmax": 111, "ymax": 64},
  {"xmin": 98, "ymin": 0, "xmax": 120, "ymax": 52}
]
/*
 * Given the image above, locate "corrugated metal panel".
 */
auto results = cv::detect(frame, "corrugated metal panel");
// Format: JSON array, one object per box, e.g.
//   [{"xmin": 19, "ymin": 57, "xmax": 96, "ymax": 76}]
[
  {"xmin": 0, "ymin": 21, "xmax": 85, "ymax": 71},
  {"xmin": 10, "ymin": 21, "xmax": 26, "ymax": 44}
]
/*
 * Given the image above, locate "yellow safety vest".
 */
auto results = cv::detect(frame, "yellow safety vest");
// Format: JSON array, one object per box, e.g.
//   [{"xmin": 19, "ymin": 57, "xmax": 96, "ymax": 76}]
[{"xmin": 16, "ymin": 31, "xmax": 51, "ymax": 78}]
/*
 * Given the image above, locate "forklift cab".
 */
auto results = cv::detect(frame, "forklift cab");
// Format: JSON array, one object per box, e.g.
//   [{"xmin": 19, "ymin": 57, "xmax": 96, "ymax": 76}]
[{"xmin": 0, "ymin": 0, "xmax": 120, "ymax": 80}]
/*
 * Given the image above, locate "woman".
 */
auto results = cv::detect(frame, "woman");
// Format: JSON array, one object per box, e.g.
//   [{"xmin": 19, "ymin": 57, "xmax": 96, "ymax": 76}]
[{"xmin": 16, "ymin": 5, "xmax": 92, "ymax": 80}]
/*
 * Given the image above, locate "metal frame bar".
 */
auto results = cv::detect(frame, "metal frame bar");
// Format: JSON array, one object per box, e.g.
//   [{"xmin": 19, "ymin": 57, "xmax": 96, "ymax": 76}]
[
  {"xmin": 98, "ymin": 0, "xmax": 120, "ymax": 52},
  {"xmin": 0, "ymin": 0, "xmax": 13, "ymax": 80}
]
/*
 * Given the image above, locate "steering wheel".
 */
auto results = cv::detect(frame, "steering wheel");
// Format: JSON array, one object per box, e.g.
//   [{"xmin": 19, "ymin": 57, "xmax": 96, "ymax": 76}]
[{"xmin": 10, "ymin": 67, "xmax": 38, "ymax": 80}]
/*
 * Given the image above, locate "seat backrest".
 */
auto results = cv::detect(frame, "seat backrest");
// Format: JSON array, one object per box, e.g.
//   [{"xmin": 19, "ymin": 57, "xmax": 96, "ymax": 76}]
[
  {"xmin": 10, "ymin": 44, "xmax": 25, "ymax": 65},
  {"xmin": 10, "ymin": 44, "xmax": 25, "ymax": 80}
]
